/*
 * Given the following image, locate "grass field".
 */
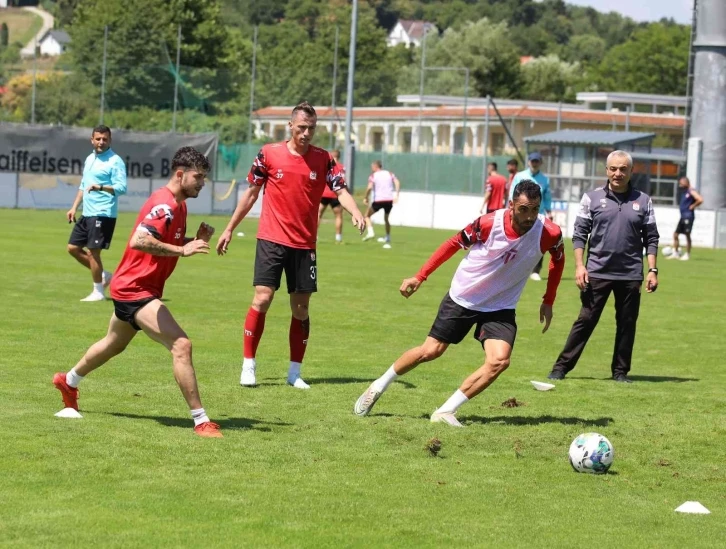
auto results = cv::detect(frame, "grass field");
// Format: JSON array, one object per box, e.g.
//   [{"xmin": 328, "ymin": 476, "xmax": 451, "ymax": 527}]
[
  {"xmin": 0, "ymin": 8, "xmax": 43, "ymax": 48},
  {"xmin": 1, "ymin": 209, "xmax": 724, "ymax": 548}
]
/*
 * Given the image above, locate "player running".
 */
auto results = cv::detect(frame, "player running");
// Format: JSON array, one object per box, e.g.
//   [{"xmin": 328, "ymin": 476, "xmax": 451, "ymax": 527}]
[
  {"xmin": 354, "ymin": 181, "xmax": 565, "ymax": 426},
  {"xmin": 216, "ymin": 102, "xmax": 366, "ymax": 390},
  {"xmin": 318, "ymin": 149, "xmax": 346, "ymax": 243},
  {"xmin": 668, "ymin": 176, "xmax": 703, "ymax": 261},
  {"xmin": 362, "ymin": 160, "xmax": 400, "ymax": 248},
  {"xmin": 53, "ymin": 147, "xmax": 222, "ymax": 438}
]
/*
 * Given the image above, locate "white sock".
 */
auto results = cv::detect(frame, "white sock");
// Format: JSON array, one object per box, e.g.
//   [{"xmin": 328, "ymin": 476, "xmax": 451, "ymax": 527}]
[
  {"xmin": 93, "ymin": 282, "xmax": 104, "ymax": 294},
  {"xmin": 367, "ymin": 226, "xmax": 375, "ymax": 236},
  {"xmin": 242, "ymin": 357, "xmax": 256, "ymax": 370},
  {"xmin": 288, "ymin": 361, "xmax": 302, "ymax": 380},
  {"xmin": 371, "ymin": 365, "xmax": 398, "ymax": 392},
  {"xmin": 191, "ymin": 408, "xmax": 210, "ymax": 426},
  {"xmin": 435, "ymin": 389, "xmax": 469, "ymax": 414},
  {"xmin": 66, "ymin": 369, "xmax": 84, "ymax": 388},
  {"xmin": 335, "ymin": 233, "xmax": 342, "ymax": 242}
]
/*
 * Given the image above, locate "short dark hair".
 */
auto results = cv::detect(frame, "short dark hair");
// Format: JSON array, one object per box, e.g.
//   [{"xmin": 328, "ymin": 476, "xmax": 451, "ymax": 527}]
[
  {"xmin": 373, "ymin": 160, "xmax": 382, "ymax": 168},
  {"xmin": 507, "ymin": 158, "xmax": 518, "ymax": 166},
  {"xmin": 331, "ymin": 149, "xmax": 340, "ymax": 159},
  {"xmin": 171, "ymin": 147, "xmax": 211, "ymax": 173},
  {"xmin": 92, "ymin": 125, "xmax": 111, "ymax": 136},
  {"xmin": 292, "ymin": 101, "xmax": 316, "ymax": 118},
  {"xmin": 512, "ymin": 179, "xmax": 542, "ymax": 202},
  {"xmin": 488, "ymin": 162, "xmax": 497, "ymax": 171}
]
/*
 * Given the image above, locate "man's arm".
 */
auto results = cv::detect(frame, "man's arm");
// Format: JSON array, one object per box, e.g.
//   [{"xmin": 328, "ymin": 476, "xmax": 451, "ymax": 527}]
[
  {"xmin": 481, "ymin": 185, "xmax": 492, "ymax": 213},
  {"xmin": 67, "ymin": 190, "xmax": 84, "ymax": 222},
  {"xmin": 131, "ymin": 228, "xmax": 208, "ymax": 257},
  {"xmin": 543, "ymin": 179, "xmax": 553, "ymax": 218},
  {"xmin": 643, "ymin": 198, "xmax": 659, "ymax": 293},
  {"xmin": 400, "ymin": 215, "xmax": 493, "ymax": 298},
  {"xmin": 335, "ymin": 188, "xmax": 366, "ymax": 232},
  {"xmin": 363, "ymin": 179, "xmax": 373, "ymax": 204},
  {"xmin": 572, "ymin": 193, "xmax": 593, "ymax": 290},
  {"xmin": 216, "ymin": 184, "xmax": 263, "ymax": 255},
  {"xmin": 689, "ymin": 188, "xmax": 704, "ymax": 210},
  {"xmin": 393, "ymin": 175, "xmax": 401, "ymax": 202}
]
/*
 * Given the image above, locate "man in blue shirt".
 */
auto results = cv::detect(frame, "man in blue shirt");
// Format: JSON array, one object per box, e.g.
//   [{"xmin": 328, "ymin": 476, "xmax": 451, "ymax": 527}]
[
  {"xmin": 66, "ymin": 125, "xmax": 127, "ymax": 302},
  {"xmin": 509, "ymin": 151, "xmax": 552, "ymax": 280},
  {"xmin": 668, "ymin": 176, "xmax": 703, "ymax": 261}
]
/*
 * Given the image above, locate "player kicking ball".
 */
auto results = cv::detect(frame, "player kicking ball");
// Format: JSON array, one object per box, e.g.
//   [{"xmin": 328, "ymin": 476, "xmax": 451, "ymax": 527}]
[
  {"xmin": 53, "ymin": 147, "xmax": 223, "ymax": 438},
  {"xmin": 354, "ymin": 181, "xmax": 565, "ymax": 426}
]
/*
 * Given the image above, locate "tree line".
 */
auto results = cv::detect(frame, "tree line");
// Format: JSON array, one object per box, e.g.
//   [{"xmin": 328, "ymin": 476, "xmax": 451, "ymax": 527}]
[{"xmin": 0, "ymin": 0, "xmax": 690, "ymax": 142}]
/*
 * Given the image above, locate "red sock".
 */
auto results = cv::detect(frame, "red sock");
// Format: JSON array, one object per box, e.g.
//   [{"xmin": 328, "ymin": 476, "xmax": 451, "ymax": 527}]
[
  {"xmin": 243, "ymin": 308, "xmax": 266, "ymax": 359},
  {"xmin": 289, "ymin": 317, "xmax": 310, "ymax": 363}
]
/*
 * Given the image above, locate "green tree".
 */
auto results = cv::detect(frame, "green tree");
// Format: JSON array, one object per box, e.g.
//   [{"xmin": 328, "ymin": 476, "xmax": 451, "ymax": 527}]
[
  {"xmin": 562, "ymin": 34, "xmax": 606, "ymax": 66},
  {"xmin": 1, "ymin": 22, "xmax": 9, "ymax": 47},
  {"xmin": 50, "ymin": 0, "xmax": 82, "ymax": 29},
  {"xmin": 520, "ymin": 55, "xmax": 582, "ymax": 102},
  {"xmin": 592, "ymin": 22, "xmax": 690, "ymax": 95},
  {"xmin": 397, "ymin": 18, "xmax": 522, "ymax": 99}
]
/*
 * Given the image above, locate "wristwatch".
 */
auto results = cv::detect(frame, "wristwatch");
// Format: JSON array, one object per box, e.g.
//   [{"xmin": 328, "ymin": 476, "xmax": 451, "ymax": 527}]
[{"xmin": 648, "ymin": 268, "xmax": 658, "ymax": 275}]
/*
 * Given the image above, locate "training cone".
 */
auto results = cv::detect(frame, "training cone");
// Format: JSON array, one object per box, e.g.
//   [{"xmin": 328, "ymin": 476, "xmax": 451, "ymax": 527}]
[
  {"xmin": 55, "ymin": 408, "xmax": 83, "ymax": 419},
  {"xmin": 675, "ymin": 501, "xmax": 710, "ymax": 514}
]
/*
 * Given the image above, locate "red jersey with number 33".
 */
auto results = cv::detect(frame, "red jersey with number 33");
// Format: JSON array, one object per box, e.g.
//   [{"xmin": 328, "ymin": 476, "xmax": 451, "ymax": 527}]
[
  {"xmin": 248, "ymin": 142, "xmax": 346, "ymax": 248},
  {"xmin": 110, "ymin": 187, "xmax": 187, "ymax": 301}
]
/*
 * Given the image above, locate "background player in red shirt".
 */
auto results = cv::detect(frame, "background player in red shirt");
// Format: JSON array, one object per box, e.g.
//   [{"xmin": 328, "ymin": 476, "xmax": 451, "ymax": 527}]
[
  {"xmin": 52, "ymin": 147, "xmax": 222, "ymax": 438},
  {"xmin": 354, "ymin": 181, "xmax": 565, "ymax": 426},
  {"xmin": 480, "ymin": 162, "xmax": 507, "ymax": 214},
  {"xmin": 318, "ymin": 149, "xmax": 346, "ymax": 243},
  {"xmin": 216, "ymin": 102, "xmax": 366, "ymax": 390}
]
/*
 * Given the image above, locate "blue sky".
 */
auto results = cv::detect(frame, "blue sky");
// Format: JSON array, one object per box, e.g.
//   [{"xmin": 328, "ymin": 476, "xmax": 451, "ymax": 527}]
[{"xmin": 566, "ymin": 0, "xmax": 693, "ymax": 24}]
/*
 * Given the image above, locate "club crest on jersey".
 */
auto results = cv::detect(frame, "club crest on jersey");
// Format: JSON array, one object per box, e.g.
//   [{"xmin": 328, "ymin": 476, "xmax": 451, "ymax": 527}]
[
  {"xmin": 633, "ymin": 203, "xmax": 640, "ymax": 211},
  {"xmin": 309, "ymin": 171, "xmax": 317, "ymax": 180},
  {"xmin": 310, "ymin": 252, "xmax": 316, "ymax": 261},
  {"xmin": 502, "ymin": 249, "xmax": 518, "ymax": 264},
  {"xmin": 275, "ymin": 169, "xmax": 283, "ymax": 179},
  {"xmin": 146, "ymin": 204, "xmax": 174, "ymax": 224}
]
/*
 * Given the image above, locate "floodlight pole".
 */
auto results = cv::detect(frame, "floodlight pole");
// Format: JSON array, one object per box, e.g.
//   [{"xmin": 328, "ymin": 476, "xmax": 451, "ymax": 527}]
[
  {"xmin": 247, "ymin": 25, "xmax": 258, "ymax": 143},
  {"xmin": 172, "ymin": 24, "xmax": 182, "ymax": 132},
  {"xmin": 99, "ymin": 25, "xmax": 108, "ymax": 125},
  {"xmin": 343, "ymin": 0, "xmax": 358, "ymax": 190}
]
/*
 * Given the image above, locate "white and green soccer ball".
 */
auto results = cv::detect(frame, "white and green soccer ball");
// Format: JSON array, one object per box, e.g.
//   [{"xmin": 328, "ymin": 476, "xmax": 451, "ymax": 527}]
[
  {"xmin": 662, "ymin": 246, "xmax": 675, "ymax": 257},
  {"xmin": 569, "ymin": 433, "xmax": 614, "ymax": 474}
]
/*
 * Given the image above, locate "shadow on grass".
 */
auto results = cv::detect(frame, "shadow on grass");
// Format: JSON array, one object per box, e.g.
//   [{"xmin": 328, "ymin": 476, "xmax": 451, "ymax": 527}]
[
  {"xmin": 574, "ymin": 375, "xmax": 698, "ymax": 383},
  {"xmin": 107, "ymin": 412, "xmax": 291, "ymax": 432},
  {"xmin": 254, "ymin": 378, "xmax": 416, "ymax": 389},
  {"xmin": 459, "ymin": 415, "xmax": 614, "ymax": 427}
]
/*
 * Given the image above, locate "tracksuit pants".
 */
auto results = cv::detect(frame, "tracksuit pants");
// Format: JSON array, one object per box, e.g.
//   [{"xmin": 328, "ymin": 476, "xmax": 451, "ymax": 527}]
[{"xmin": 552, "ymin": 277, "xmax": 642, "ymax": 377}]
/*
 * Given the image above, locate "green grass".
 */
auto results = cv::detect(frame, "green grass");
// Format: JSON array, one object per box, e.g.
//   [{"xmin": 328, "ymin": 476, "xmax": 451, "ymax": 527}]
[
  {"xmin": 0, "ymin": 8, "xmax": 44, "ymax": 48},
  {"xmin": 0, "ymin": 209, "xmax": 724, "ymax": 548}
]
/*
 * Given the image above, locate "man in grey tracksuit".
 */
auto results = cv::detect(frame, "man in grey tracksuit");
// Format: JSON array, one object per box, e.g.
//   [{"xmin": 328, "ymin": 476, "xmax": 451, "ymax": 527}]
[{"xmin": 548, "ymin": 150, "xmax": 660, "ymax": 383}]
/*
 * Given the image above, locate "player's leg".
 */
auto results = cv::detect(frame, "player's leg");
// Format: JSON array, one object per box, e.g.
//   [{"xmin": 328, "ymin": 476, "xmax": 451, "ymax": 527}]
[
  {"xmin": 333, "ymin": 204, "xmax": 343, "ymax": 242},
  {"xmin": 669, "ymin": 227, "xmax": 681, "ymax": 258},
  {"xmin": 548, "ymin": 278, "xmax": 613, "ymax": 379},
  {"xmin": 610, "ymin": 280, "xmax": 641, "ymax": 382},
  {"xmin": 285, "ymin": 247, "xmax": 317, "ymax": 389},
  {"xmin": 67, "ymin": 217, "xmax": 92, "ymax": 274},
  {"xmin": 53, "ymin": 312, "xmax": 137, "ymax": 410},
  {"xmin": 135, "ymin": 299, "xmax": 221, "ymax": 437},
  {"xmin": 432, "ymin": 313, "xmax": 516, "ymax": 427},
  {"xmin": 355, "ymin": 293, "xmax": 472, "ymax": 417},
  {"xmin": 318, "ymin": 202, "xmax": 327, "ymax": 226},
  {"xmin": 242, "ymin": 240, "xmax": 285, "ymax": 386},
  {"xmin": 379, "ymin": 207, "xmax": 392, "ymax": 247},
  {"xmin": 363, "ymin": 205, "xmax": 376, "ymax": 241},
  {"xmin": 682, "ymin": 224, "xmax": 692, "ymax": 260}
]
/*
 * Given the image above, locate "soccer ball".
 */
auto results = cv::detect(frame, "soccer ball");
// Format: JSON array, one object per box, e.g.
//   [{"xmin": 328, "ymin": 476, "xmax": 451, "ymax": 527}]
[
  {"xmin": 661, "ymin": 245, "xmax": 674, "ymax": 257},
  {"xmin": 569, "ymin": 433, "xmax": 614, "ymax": 474}
]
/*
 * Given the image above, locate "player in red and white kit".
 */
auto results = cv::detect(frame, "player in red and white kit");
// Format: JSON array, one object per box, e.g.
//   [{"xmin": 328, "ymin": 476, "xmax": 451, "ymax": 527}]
[
  {"xmin": 318, "ymin": 149, "xmax": 346, "ymax": 243},
  {"xmin": 354, "ymin": 180, "xmax": 565, "ymax": 426},
  {"xmin": 52, "ymin": 147, "xmax": 222, "ymax": 438},
  {"xmin": 362, "ymin": 160, "xmax": 400, "ymax": 248},
  {"xmin": 216, "ymin": 102, "xmax": 366, "ymax": 389}
]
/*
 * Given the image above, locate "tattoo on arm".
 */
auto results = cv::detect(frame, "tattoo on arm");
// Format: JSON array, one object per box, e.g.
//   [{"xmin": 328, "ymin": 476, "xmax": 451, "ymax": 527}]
[{"xmin": 133, "ymin": 230, "xmax": 182, "ymax": 256}]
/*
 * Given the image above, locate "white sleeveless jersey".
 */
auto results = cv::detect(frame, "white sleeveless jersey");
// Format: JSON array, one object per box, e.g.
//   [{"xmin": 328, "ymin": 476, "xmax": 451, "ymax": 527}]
[
  {"xmin": 370, "ymin": 170, "xmax": 396, "ymax": 202},
  {"xmin": 450, "ymin": 209, "xmax": 545, "ymax": 312}
]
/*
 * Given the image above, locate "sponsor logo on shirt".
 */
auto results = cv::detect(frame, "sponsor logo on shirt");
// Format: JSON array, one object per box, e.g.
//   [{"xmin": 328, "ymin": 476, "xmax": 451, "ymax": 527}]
[
  {"xmin": 633, "ymin": 203, "xmax": 640, "ymax": 211},
  {"xmin": 309, "ymin": 171, "xmax": 317, "ymax": 180},
  {"xmin": 146, "ymin": 204, "xmax": 174, "ymax": 224},
  {"xmin": 503, "ymin": 249, "xmax": 518, "ymax": 264}
]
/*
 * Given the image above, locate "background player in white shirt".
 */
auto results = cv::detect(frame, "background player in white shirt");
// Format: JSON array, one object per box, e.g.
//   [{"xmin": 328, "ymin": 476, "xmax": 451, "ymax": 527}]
[
  {"xmin": 362, "ymin": 160, "xmax": 400, "ymax": 248},
  {"xmin": 354, "ymin": 181, "xmax": 565, "ymax": 426}
]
